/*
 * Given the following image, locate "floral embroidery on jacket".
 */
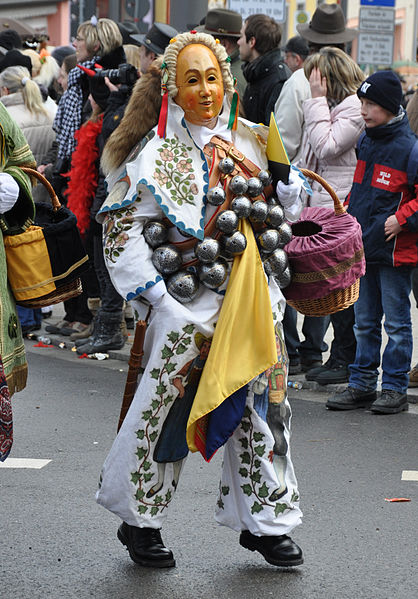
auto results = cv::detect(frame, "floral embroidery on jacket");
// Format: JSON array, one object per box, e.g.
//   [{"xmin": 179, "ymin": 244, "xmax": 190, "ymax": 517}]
[
  {"xmin": 154, "ymin": 135, "xmax": 198, "ymax": 206},
  {"xmin": 103, "ymin": 202, "xmax": 139, "ymax": 263}
]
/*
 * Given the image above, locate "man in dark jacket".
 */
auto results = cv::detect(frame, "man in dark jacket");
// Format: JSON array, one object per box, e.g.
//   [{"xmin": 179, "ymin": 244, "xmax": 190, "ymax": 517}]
[{"xmin": 238, "ymin": 13, "xmax": 290, "ymax": 125}]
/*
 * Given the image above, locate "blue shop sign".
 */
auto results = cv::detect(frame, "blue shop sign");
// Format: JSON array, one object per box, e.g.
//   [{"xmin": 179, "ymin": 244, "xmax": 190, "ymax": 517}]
[{"xmin": 360, "ymin": 0, "xmax": 396, "ymax": 6}]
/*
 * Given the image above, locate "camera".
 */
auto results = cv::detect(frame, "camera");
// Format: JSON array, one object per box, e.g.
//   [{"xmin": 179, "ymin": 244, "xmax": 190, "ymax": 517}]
[{"xmin": 95, "ymin": 63, "xmax": 139, "ymax": 87}]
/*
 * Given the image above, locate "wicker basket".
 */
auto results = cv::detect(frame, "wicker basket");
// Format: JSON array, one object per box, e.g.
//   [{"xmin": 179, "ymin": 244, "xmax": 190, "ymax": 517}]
[
  {"xmin": 284, "ymin": 169, "xmax": 363, "ymax": 317},
  {"xmin": 4, "ymin": 167, "xmax": 87, "ymax": 309}
]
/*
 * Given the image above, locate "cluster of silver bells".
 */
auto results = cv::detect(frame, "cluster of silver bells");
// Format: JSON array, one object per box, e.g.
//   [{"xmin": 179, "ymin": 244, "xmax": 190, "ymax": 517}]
[{"xmin": 143, "ymin": 165, "xmax": 292, "ymax": 303}]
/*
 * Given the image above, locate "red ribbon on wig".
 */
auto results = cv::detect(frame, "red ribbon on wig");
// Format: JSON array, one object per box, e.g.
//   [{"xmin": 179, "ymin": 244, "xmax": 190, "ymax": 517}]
[{"xmin": 157, "ymin": 91, "xmax": 169, "ymax": 138}]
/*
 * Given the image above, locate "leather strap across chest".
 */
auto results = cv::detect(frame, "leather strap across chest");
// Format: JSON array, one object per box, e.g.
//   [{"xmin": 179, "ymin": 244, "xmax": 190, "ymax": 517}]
[{"xmin": 165, "ymin": 136, "xmax": 272, "ymax": 255}]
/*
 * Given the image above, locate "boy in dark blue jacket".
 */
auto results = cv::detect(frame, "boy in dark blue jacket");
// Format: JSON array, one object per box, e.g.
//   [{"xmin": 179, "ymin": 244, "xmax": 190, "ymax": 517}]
[{"xmin": 327, "ymin": 70, "xmax": 418, "ymax": 414}]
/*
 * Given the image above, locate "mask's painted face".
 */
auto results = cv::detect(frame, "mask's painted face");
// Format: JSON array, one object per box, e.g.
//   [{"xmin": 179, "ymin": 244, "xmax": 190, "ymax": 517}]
[{"xmin": 174, "ymin": 44, "xmax": 224, "ymax": 129}]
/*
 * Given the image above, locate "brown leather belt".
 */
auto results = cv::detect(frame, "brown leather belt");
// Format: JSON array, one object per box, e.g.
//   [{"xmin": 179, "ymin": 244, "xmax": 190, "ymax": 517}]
[{"xmin": 162, "ymin": 135, "xmax": 273, "ymax": 261}]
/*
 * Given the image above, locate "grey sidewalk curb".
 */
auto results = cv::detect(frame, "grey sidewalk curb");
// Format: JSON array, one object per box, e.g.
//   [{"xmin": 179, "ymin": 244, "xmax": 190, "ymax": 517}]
[
  {"xmin": 28, "ymin": 317, "xmax": 418, "ymax": 404},
  {"xmin": 288, "ymin": 374, "xmax": 418, "ymax": 404}
]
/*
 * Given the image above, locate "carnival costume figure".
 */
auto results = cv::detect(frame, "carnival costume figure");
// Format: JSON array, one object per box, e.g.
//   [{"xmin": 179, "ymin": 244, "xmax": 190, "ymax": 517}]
[
  {"xmin": 96, "ymin": 31, "xmax": 305, "ymax": 568},
  {"xmin": 0, "ymin": 102, "xmax": 36, "ymax": 460}
]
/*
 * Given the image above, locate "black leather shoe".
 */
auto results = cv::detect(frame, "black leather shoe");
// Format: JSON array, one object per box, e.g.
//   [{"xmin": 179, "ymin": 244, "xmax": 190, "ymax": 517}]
[
  {"xmin": 239, "ymin": 530, "xmax": 303, "ymax": 567},
  {"xmin": 301, "ymin": 359, "xmax": 322, "ymax": 373},
  {"xmin": 117, "ymin": 522, "xmax": 175, "ymax": 568},
  {"xmin": 288, "ymin": 359, "xmax": 302, "ymax": 375},
  {"xmin": 326, "ymin": 386, "xmax": 376, "ymax": 410},
  {"xmin": 305, "ymin": 358, "xmax": 336, "ymax": 381},
  {"xmin": 370, "ymin": 390, "xmax": 409, "ymax": 414},
  {"xmin": 316, "ymin": 363, "xmax": 349, "ymax": 386}
]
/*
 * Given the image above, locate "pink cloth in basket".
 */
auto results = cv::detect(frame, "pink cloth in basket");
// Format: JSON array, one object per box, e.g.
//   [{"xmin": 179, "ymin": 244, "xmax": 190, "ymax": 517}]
[{"xmin": 283, "ymin": 206, "xmax": 365, "ymax": 301}]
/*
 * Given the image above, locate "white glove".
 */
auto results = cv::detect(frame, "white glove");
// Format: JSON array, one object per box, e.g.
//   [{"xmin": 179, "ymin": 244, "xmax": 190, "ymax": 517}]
[
  {"xmin": 276, "ymin": 167, "xmax": 304, "ymax": 223},
  {"xmin": 276, "ymin": 167, "xmax": 303, "ymax": 208},
  {"xmin": 0, "ymin": 173, "xmax": 20, "ymax": 214}
]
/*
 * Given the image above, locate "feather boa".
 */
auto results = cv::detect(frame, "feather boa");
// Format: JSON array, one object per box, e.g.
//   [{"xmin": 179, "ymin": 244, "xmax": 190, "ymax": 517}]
[{"xmin": 65, "ymin": 115, "xmax": 103, "ymax": 235}]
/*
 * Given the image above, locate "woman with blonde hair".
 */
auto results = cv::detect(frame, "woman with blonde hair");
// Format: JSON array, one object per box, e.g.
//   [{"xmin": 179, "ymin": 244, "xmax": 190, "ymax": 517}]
[
  {"xmin": 21, "ymin": 48, "xmax": 60, "ymax": 89},
  {"xmin": 0, "ymin": 66, "xmax": 56, "ymax": 180},
  {"xmin": 301, "ymin": 46, "xmax": 365, "ymax": 207},
  {"xmin": 300, "ymin": 46, "xmax": 365, "ymax": 387},
  {"xmin": 53, "ymin": 18, "xmax": 123, "ymax": 182},
  {"xmin": 123, "ymin": 44, "xmax": 141, "ymax": 72}
]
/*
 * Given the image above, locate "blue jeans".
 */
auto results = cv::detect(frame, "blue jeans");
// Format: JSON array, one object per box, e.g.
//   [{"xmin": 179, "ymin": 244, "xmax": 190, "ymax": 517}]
[{"xmin": 349, "ymin": 264, "xmax": 412, "ymax": 393}]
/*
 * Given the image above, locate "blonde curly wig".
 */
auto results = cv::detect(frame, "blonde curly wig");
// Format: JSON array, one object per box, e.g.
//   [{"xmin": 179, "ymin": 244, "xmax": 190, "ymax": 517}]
[{"xmin": 163, "ymin": 31, "xmax": 235, "ymax": 98}]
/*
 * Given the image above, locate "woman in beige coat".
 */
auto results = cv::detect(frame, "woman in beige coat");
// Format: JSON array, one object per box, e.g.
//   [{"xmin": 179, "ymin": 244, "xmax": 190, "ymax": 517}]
[{"xmin": 0, "ymin": 65, "xmax": 56, "ymax": 203}]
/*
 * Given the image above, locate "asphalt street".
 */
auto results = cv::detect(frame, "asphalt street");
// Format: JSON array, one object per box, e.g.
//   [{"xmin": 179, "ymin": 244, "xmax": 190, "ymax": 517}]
[{"xmin": 1, "ymin": 341, "xmax": 416, "ymax": 599}]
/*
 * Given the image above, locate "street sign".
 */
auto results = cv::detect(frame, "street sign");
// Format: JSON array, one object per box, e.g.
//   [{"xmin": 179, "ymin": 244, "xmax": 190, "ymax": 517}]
[
  {"xmin": 359, "ymin": 7, "xmax": 395, "ymax": 33},
  {"xmin": 360, "ymin": 0, "xmax": 396, "ymax": 6},
  {"xmin": 358, "ymin": 4, "xmax": 395, "ymax": 65},
  {"xmin": 229, "ymin": 0, "xmax": 286, "ymax": 23},
  {"xmin": 358, "ymin": 33, "xmax": 394, "ymax": 65},
  {"xmin": 295, "ymin": 10, "xmax": 310, "ymax": 31}
]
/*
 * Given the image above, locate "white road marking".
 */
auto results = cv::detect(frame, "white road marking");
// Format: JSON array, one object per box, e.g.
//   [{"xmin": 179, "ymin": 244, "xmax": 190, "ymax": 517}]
[
  {"xmin": 402, "ymin": 470, "xmax": 418, "ymax": 481},
  {"xmin": 0, "ymin": 458, "xmax": 51, "ymax": 469}
]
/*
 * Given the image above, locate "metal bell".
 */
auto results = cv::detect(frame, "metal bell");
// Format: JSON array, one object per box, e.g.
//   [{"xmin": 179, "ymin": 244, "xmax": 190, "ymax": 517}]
[
  {"xmin": 266, "ymin": 204, "xmax": 285, "ymax": 228},
  {"xmin": 230, "ymin": 195, "xmax": 252, "ymax": 219},
  {"xmin": 167, "ymin": 270, "xmax": 199, "ymax": 303},
  {"xmin": 221, "ymin": 231, "xmax": 247, "ymax": 256},
  {"xmin": 275, "ymin": 266, "xmax": 292, "ymax": 289},
  {"xmin": 151, "ymin": 244, "xmax": 182, "ymax": 275},
  {"xmin": 246, "ymin": 177, "xmax": 264, "ymax": 198},
  {"xmin": 143, "ymin": 220, "xmax": 169, "ymax": 249},
  {"xmin": 206, "ymin": 186, "xmax": 226, "ymax": 206},
  {"xmin": 194, "ymin": 237, "xmax": 220, "ymax": 263},
  {"xmin": 278, "ymin": 222, "xmax": 293, "ymax": 246},
  {"xmin": 258, "ymin": 169, "xmax": 272, "ymax": 187},
  {"xmin": 249, "ymin": 200, "xmax": 268, "ymax": 224},
  {"xmin": 263, "ymin": 248, "xmax": 288, "ymax": 277},
  {"xmin": 267, "ymin": 195, "xmax": 278, "ymax": 206},
  {"xmin": 216, "ymin": 209, "xmax": 239, "ymax": 234},
  {"xmin": 198, "ymin": 258, "xmax": 228, "ymax": 289},
  {"xmin": 229, "ymin": 174, "xmax": 248, "ymax": 195},
  {"xmin": 218, "ymin": 157, "xmax": 235, "ymax": 175},
  {"xmin": 257, "ymin": 229, "xmax": 281, "ymax": 253}
]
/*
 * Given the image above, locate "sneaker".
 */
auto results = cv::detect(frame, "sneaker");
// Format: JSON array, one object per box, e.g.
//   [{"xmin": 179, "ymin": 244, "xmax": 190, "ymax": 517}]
[
  {"xmin": 408, "ymin": 364, "xmax": 418, "ymax": 388},
  {"xmin": 370, "ymin": 390, "xmax": 408, "ymax": 414},
  {"xmin": 60, "ymin": 321, "xmax": 89, "ymax": 336},
  {"xmin": 70, "ymin": 321, "xmax": 94, "ymax": 341},
  {"xmin": 316, "ymin": 363, "xmax": 349, "ymax": 386},
  {"xmin": 45, "ymin": 319, "xmax": 72, "ymax": 334},
  {"xmin": 326, "ymin": 386, "xmax": 376, "ymax": 410}
]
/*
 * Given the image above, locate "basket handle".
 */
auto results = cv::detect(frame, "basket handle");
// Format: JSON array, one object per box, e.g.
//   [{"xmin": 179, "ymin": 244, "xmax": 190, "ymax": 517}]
[
  {"xmin": 299, "ymin": 168, "xmax": 345, "ymax": 216},
  {"xmin": 20, "ymin": 166, "xmax": 61, "ymax": 211}
]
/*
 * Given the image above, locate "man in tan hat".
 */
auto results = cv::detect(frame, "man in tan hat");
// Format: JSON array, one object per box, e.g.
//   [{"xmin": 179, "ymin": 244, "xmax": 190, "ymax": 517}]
[
  {"xmin": 274, "ymin": 3, "xmax": 359, "ymax": 388},
  {"xmin": 201, "ymin": 8, "xmax": 246, "ymax": 98}
]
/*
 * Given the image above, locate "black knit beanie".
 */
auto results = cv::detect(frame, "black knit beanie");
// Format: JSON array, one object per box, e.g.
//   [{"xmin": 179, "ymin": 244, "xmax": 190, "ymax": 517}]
[
  {"xmin": 0, "ymin": 49, "xmax": 32, "ymax": 74},
  {"xmin": 357, "ymin": 70, "xmax": 402, "ymax": 116},
  {"xmin": 0, "ymin": 29, "xmax": 22, "ymax": 51}
]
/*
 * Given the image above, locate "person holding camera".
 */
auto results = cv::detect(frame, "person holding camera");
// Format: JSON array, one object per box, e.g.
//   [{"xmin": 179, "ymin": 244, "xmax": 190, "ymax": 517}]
[
  {"xmin": 63, "ymin": 36, "xmax": 132, "ymax": 355},
  {"xmin": 44, "ymin": 18, "xmax": 125, "ymax": 338}
]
